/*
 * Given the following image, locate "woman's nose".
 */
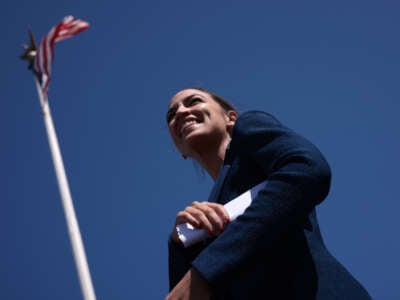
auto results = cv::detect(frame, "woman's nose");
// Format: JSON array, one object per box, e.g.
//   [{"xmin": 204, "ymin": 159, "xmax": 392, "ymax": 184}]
[{"xmin": 175, "ymin": 104, "xmax": 190, "ymax": 117}]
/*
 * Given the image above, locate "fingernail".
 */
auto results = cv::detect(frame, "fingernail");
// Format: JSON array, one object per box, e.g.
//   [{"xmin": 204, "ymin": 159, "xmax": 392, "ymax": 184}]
[{"xmin": 208, "ymin": 229, "xmax": 214, "ymax": 236}]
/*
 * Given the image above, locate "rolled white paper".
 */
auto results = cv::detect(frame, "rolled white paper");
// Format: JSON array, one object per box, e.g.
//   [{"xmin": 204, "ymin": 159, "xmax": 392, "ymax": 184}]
[{"xmin": 176, "ymin": 180, "xmax": 267, "ymax": 247}]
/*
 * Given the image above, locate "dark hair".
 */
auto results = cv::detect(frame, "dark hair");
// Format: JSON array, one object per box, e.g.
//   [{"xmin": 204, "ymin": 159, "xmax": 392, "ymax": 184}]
[{"xmin": 189, "ymin": 87, "xmax": 237, "ymax": 113}]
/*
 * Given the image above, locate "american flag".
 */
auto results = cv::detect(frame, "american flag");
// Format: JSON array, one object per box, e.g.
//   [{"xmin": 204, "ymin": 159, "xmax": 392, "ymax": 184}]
[{"xmin": 34, "ymin": 16, "xmax": 89, "ymax": 96}]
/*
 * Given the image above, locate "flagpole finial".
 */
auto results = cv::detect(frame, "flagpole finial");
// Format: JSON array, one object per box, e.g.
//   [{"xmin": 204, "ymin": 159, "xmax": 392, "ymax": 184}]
[{"xmin": 20, "ymin": 29, "xmax": 37, "ymax": 69}]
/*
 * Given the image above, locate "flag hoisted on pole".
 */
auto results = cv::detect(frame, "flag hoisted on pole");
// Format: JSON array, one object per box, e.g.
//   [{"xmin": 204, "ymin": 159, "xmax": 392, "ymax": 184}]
[
  {"xmin": 20, "ymin": 16, "xmax": 96, "ymax": 300},
  {"xmin": 35, "ymin": 15, "xmax": 89, "ymax": 97}
]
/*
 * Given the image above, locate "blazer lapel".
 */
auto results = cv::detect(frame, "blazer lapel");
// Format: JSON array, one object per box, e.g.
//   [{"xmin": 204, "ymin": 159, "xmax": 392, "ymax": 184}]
[
  {"xmin": 207, "ymin": 164, "xmax": 230, "ymax": 203},
  {"xmin": 207, "ymin": 142, "xmax": 237, "ymax": 204}
]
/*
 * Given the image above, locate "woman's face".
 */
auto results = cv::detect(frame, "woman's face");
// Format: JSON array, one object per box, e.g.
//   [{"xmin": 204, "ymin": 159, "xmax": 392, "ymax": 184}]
[{"xmin": 167, "ymin": 89, "xmax": 236, "ymax": 157}]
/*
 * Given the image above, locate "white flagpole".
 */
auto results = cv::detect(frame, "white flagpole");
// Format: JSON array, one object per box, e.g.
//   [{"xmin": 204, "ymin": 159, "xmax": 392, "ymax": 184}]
[{"xmin": 33, "ymin": 76, "xmax": 97, "ymax": 300}]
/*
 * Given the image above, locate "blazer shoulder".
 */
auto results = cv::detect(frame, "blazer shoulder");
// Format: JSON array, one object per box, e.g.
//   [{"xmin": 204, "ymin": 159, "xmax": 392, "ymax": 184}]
[
  {"xmin": 231, "ymin": 110, "xmax": 289, "ymax": 144},
  {"xmin": 235, "ymin": 110, "xmax": 282, "ymax": 128}
]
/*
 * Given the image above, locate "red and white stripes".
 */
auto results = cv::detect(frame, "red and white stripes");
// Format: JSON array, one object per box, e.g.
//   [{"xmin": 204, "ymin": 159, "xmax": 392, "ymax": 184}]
[{"xmin": 34, "ymin": 16, "xmax": 89, "ymax": 95}]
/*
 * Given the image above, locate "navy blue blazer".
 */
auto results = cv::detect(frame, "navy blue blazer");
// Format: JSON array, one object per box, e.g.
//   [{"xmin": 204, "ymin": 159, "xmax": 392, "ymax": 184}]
[{"xmin": 169, "ymin": 111, "xmax": 371, "ymax": 299}]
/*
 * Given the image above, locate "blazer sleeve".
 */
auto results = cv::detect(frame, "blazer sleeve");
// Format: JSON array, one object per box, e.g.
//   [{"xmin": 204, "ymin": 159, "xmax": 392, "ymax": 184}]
[{"xmin": 191, "ymin": 110, "xmax": 331, "ymax": 288}]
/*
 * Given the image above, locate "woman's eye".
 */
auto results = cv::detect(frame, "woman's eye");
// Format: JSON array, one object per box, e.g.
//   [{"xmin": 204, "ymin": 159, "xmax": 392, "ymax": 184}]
[
  {"xmin": 166, "ymin": 110, "xmax": 176, "ymax": 124},
  {"xmin": 189, "ymin": 97, "xmax": 201, "ymax": 105}
]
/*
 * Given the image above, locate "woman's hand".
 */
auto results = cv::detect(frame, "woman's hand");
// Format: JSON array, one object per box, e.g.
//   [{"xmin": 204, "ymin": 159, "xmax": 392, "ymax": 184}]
[{"xmin": 171, "ymin": 201, "xmax": 230, "ymax": 243}]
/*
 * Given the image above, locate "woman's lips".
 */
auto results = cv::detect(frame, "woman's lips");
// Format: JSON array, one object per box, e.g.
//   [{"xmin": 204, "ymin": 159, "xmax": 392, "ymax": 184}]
[{"xmin": 179, "ymin": 119, "xmax": 201, "ymax": 138}]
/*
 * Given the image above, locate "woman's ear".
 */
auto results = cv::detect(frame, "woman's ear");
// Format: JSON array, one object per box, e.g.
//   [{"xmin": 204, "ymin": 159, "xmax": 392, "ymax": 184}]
[{"xmin": 226, "ymin": 110, "xmax": 238, "ymax": 133}]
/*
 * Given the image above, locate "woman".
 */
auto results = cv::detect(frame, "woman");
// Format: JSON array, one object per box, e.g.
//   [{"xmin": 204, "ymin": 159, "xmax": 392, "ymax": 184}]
[{"xmin": 165, "ymin": 88, "xmax": 371, "ymax": 300}]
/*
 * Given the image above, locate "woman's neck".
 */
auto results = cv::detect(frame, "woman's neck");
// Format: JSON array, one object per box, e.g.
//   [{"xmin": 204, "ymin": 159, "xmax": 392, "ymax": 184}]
[{"xmin": 192, "ymin": 136, "xmax": 231, "ymax": 181}]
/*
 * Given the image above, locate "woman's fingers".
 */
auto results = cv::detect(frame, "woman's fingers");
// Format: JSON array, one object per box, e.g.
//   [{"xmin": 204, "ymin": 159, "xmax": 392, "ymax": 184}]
[
  {"xmin": 172, "ymin": 210, "xmax": 203, "ymax": 243},
  {"xmin": 175, "ymin": 202, "xmax": 230, "ymax": 236},
  {"xmin": 191, "ymin": 202, "xmax": 226, "ymax": 232},
  {"xmin": 203, "ymin": 202, "xmax": 230, "ymax": 224},
  {"xmin": 187, "ymin": 205, "xmax": 215, "ymax": 234},
  {"xmin": 175, "ymin": 210, "xmax": 200, "ymax": 228}
]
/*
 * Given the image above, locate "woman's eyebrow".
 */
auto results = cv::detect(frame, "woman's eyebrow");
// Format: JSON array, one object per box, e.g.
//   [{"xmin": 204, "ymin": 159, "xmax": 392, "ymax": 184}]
[
  {"xmin": 167, "ymin": 94, "xmax": 204, "ymax": 121},
  {"xmin": 182, "ymin": 94, "xmax": 202, "ymax": 104}
]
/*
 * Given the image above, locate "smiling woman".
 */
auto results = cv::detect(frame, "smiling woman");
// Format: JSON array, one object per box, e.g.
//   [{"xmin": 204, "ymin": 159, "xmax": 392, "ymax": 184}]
[
  {"xmin": 165, "ymin": 88, "xmax": 372, "ymax": 300},
  {"xmin": 167, "ymin": 89, "xmax": 237, "ymax": 179}
]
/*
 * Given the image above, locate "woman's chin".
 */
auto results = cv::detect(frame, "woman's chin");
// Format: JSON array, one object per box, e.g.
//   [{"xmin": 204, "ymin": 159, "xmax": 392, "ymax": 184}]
[{"xmin": 181, "ymin": 129, "xmax": 203, "ymax": 144}]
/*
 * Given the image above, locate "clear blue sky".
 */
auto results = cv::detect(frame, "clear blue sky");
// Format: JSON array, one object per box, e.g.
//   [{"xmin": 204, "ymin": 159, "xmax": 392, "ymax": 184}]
[{"xmin": 1, "ymin": 1, "xmax": 399, "ymax": 299}]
